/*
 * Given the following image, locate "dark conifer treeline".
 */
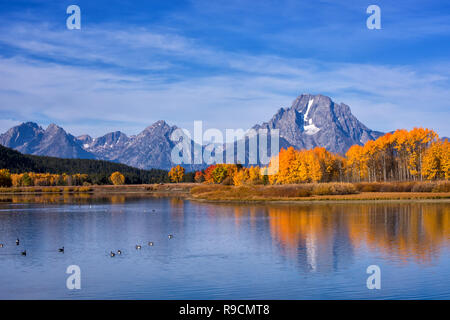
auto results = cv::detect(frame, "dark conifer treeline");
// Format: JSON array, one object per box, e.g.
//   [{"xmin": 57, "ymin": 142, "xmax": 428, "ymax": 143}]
[{"xmin": 0, "ymin": 145, "xmax": 168, "ymax": 184}]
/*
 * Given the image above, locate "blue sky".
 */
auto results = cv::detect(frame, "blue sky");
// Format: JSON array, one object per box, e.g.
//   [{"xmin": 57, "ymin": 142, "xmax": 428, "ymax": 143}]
[{"xmin": 0, "ymin": 0, "xmax": 449, "ymax": 137}]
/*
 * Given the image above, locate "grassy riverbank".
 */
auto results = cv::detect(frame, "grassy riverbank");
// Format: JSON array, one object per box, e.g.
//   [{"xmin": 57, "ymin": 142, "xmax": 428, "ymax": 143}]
[
  {"xmin": 1, "ymin": 181, "xmax": 449, "ymax": 202},
  {"xmin": 0, "ymin": 183, "xmax": 195, "ymax": 195},
  {"xmin": 190, "ymin": 182, "xmax": 450, "ymax": 202}
]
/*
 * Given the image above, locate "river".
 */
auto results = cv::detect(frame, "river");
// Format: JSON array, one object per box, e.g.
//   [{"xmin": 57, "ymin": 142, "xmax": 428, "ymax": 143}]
[{"xmin": 0, "ymin": 194, "xmax": 448, "ymax": 299}]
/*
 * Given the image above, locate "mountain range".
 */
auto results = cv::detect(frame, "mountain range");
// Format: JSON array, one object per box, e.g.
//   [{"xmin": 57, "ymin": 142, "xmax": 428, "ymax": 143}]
[{"xmin": 0, "ymin": 93, "xmax": 384, "ymax": 170}]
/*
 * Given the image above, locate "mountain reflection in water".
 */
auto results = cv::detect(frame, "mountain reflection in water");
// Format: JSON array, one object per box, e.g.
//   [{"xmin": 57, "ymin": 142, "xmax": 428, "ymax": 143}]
[{"xmin": 0, "ymin": 195, "xmax": 448, "ymax": 299}]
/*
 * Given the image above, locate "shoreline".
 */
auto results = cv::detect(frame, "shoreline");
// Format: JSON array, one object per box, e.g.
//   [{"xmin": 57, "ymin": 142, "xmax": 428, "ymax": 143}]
[
  {"xmin": 190, "ymin": 199, "xmax": 450, "ymax": 205},
  {"xmin": 188, "ymin": 193, "xmax": 450, "ymax": 204},
  {"xmin": 0, "ymin": 183, "xmax": 449, "ymax": 203}
]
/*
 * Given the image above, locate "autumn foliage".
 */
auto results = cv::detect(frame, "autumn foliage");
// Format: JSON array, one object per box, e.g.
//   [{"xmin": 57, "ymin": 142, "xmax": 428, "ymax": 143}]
[
  {"xmin": 168, "ymin": 165, "xmax": 185, "ymax": 183},
  {"xmin": 110, "ymin": 171, "xmax": 125, "ymax": 185},
  {"xmin": 194, "ymin": 128, "xmax": 448, "ymax": 186},
  {"xmin": 267, "ymin": 146, "xmax": 344, "ymax": 184},
  {"xmin": 7, "ymin": 172, "xmax": 89, "ymax": 187},
  {"xmin": 194, "ymin": 171, "xmax": 205, "ymax": 183},
  {"xmin": 345, "ymin": 128, "xmax": 446, "ymax": 182},
  {"xmin": 0, "ymin": 169, "xmax": 12, "ymax": 187}
]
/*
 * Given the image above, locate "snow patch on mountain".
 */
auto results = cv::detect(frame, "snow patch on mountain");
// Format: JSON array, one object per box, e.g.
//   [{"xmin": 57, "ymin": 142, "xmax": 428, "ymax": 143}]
[
  {"xmin": 304, "ymin": 122, "xmax": 321, "ymax": 135},
  {"xmin": 303, "ymin": 98, "xmax": 320, "ymax": 135},
  {"xmin": 304, "ymin": 98, "xmax": 314, "ymax": 119}
]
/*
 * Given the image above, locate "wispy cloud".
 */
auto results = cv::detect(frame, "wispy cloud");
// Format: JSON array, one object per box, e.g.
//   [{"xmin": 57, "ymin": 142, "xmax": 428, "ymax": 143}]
[
  {"xmin": 0, "ymin": 1, "xmax": 448, "ymax": 137},
  {"xmin": 0, "ymin": 51, "xmax": 448, "ymax": 137}
]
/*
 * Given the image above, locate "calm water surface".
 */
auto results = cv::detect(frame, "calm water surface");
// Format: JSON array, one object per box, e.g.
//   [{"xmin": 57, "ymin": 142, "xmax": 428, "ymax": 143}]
[{"xmin": 0, "ymin": 194, "xmax": 449, "ymax": 299}]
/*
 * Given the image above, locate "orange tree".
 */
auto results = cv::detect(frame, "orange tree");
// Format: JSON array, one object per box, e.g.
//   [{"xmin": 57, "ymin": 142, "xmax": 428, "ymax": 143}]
[
  {"xmin": 168, "ymin": 165, "xmax": 185, "ymax": 183},
  {"xmin": 194, "ymin": 171, "xmax": 204, "ymax": 183},
  {"xmin": 110, "ymin": 171, "xmax": 125, "ymax": 185}
]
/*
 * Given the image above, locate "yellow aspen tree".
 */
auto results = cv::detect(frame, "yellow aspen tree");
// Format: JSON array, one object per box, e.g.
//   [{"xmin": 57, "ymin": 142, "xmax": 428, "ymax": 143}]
[
  {"xmin": 308, "ymin": 151, "xmax": 323, "ymax": 182},
  {"xmin": 168, "ymin": 165, "xmax": 185, "ymax": 183},
  {"xmin": 233, "ymin": 168, "xmax": 249, "ymax": 186},
  {"xmin": 393, "ymin": 129, "xmax": 410, "ymax": 181},
  {"xmin": 443, "ymin": 140, "xmax": 450, "ymax": 180},
  {"xmin": 110, "ymin": 171, "xmax": 125, "ymax": 185},
  {"xmin": 346, "ymin": 145, "xmax": 366, "ymax": 182},
  {"xmin": 248, "ymin": 166, "xmax": 262, "ymax": 184},
  {"xmin": 422, "ymin": 141, "xmax": 444, "ymax": 180},
  {"xmin": 405, "ymin": 128, "xmax": 438, "ymax": 180}
]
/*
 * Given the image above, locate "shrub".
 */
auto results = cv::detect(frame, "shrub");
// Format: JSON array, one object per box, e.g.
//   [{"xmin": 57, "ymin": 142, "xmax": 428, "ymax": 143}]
[
  {"xmin": 312, "ymin": 183, "xmax": 358, "ymax": 195},
  {"xmin": 42, "ymin": 187, "xmax": 61, "ymax": 193},
  {"xmin": 212, "ymin": 166, "xmax": 228, "ymax": 184},
  {"xmin": 22, "ymin": 173, "xmax": 33, "ymax": 186},
  {"xmin": 355, "ymin": 182, "xmax": 417, "ymax": 193},
  {"xmin": 411, "ymin": 182, "xmax": 435, "ymax": 192},
  {"xmin": 355, "ymin": 182, "xmax": 381, "ymax": 192},
  {"xmin": 221, "ymin": 176, "xmax": 233, "ymax": 185},
  {"xmin": 191, "ymin": 183, "xmax": 361, "ymax": 199},
  {"xmin": 432, "ymin": 181, "xmax": 450, "ymax": 193},
  {"xmin": 260, "ymin": 185, "xmax": 312, "ymax": 198},
  {"xmin": 78, "ymin": 186, "xmax": 93, "ymax": 193},
  {"xmin": 0, "ymin": 169, "xmax": 12, "ymax": 187},
  {"xmin": 194, "ymin": 171, "xmax": 205, "ymax": 183},
  {"xmin": 110, "ymin": 171, "xmax": 125, "ymax": 185}
]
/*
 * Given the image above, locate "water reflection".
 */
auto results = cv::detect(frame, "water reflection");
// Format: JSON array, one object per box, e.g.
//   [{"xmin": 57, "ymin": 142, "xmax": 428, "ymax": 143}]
[
  {"xmin": 345, "ymin": 203, "xmax": 450, "ymax": 264},
  {"xmin": 204, "ymin": 202, "xmax": 450, "ymax": 269},
  {"xmin": 0, "ymin": 193, "xmax": 172, "ymax": 205},
  {"xmin": 0, "ymin": 195, "xmax": 448, "ymax": 299},
  {"xmin": 266, "ymin": 205, "xmax": 352, "ymax": 272}
]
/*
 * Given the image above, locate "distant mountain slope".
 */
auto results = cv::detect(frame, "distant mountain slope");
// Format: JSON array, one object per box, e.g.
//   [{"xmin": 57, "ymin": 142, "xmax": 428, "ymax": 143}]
[
  {"xmin": 81, "ymin": 120, "xmax": 179, "ymax": 170},
  {"xmin": 253, "ymin": 94, "xmax": 384, "ymax": 153},
  {"xmin": 0, "ymin": 122, "xmax": 95, "ymax": 159},
  {"xmin": 81, "ymin": 130, "xmax": 130, "ymax": 161},
  {"xmin": 0, "ymin": 145, "xmax": 168, "ymax": 184},
  {"xmin": 0, "ymin": 93, "xmax": 387, "ymax": 169}
]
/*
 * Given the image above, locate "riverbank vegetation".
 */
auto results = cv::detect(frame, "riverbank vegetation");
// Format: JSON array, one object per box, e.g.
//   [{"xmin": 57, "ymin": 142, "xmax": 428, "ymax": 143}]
[
  {"xmin": 189, "ymin": 128, "xmax": 449, "ymax": 187},
  {"xmin": 0, "ymin": 186, "xmax": 94, "ymax": 193},
  {"xmin": 1, "ymin": 128, "xmax": 448, "ymax": 201},
  {"xmin": 0, "ymin": 180, "xmax": 448, "ymax": 201},
  {"xmin": 0, "ymin": 183, "xmax": 195, "ymax": 194},
  {"xmin": 0, "ymin": 144, "xmax": 168, "ymax": 185},
  {"xmin": 190, "ymin": 181, "xmax": 450, "ymax": 201}
]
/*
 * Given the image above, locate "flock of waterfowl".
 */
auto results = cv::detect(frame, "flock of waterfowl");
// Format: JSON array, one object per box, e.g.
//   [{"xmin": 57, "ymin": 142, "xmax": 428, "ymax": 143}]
[
  {"xmin": 109, "ymin": 235, "xmax": 173, "ymax": 257},
  {"xmin": 0, "ymin": 238, "xmax": 30, "ymax": 256},
  {"xmin": 1, "ymin": 235, "xmax": 174, "ymax": 258},
  {"xmin": 0, "ymin": 207, "xmax": 175, "ymax": 258}
]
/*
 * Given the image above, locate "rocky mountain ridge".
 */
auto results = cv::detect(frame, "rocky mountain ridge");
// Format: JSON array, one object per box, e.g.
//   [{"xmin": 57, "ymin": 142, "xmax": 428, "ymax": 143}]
[{"xmin": 0, "ymin": 94, "xmax": 386, "ymax": 169}]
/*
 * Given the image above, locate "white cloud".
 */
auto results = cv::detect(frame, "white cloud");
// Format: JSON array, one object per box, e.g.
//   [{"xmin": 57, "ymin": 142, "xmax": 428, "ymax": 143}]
[{"xmin": 0, "ymin": 22, "xmax": 448, "ymax": 137}]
